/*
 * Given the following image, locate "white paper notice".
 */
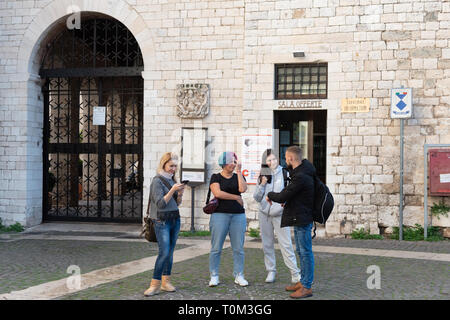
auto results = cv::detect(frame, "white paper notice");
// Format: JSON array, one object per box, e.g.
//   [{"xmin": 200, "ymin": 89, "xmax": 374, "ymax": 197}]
[
  {"xmin": 182, "ymin": 129, "xmax": 205, "ymax": 169},
  {"xmin": 93, "ymin": 106, "xmax": 106, "ymax": 125},
  {"xmin": 440, "ymin": 173, "xmax": 450, "ymax": 184},
  {"xmin": 182, "ymin": 171, "xmax": 204, "ymax": 183}
]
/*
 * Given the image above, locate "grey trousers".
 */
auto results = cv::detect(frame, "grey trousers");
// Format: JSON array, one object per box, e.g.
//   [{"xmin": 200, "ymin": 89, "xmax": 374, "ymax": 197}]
[{"xmin": 258, "ymin": 212, "xmax": 300, "ymax": 277}]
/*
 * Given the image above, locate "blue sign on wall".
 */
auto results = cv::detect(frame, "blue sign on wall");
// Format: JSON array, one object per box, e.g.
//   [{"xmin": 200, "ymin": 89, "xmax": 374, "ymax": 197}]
[{"xmin": 391, "ymin": 88, "xmax": 413, "ymax": 119}]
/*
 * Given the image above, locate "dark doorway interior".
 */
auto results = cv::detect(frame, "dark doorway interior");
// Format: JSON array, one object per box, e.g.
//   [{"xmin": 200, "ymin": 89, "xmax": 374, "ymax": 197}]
[{"xmin": 274, "ymin": 110, "xmax": 327, "ymax": 183}]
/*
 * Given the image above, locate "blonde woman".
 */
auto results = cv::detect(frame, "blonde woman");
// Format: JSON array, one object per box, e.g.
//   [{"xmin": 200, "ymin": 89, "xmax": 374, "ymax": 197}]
[{"xmin": 144, "ymin": 152, "xmax": 185, "ymax": 296}]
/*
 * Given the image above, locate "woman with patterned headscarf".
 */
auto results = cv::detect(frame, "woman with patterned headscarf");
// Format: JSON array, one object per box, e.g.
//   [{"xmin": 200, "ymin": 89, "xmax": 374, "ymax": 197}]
[{"xmin": 208, "ymin": 152, "xmax": 248, "ymax": 287}]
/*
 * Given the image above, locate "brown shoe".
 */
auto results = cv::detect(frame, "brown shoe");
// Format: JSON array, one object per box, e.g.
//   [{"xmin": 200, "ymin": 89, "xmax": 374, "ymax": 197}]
[
  {"xmin": 285, "ymin": 282, "xmax": 303, "ymax": 292},
  {"xmin": 290, "ymin": 287, "xmax": 313, "ymax": 299},
  {"xmin": 161, "ymin": 275, "xmax": 176, "ymax": 292},
  {"xmin": 144, "ymin": 279, "xmax": 161, "ymax": 296}
]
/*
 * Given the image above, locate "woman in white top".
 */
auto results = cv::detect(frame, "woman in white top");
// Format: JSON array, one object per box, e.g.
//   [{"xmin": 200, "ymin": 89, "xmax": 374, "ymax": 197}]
[{"xmin": 253, "ymin": 149, "xmax": 300, "ymax": 284}]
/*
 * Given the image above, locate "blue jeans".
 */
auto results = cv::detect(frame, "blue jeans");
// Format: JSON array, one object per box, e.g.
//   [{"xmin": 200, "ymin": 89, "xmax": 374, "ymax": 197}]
[
  {"xmin": 293, "ymin": 223, "xmax": 314, "ymax": 289},
  {"xmin": 152, "ymin": 217, "xmax": 180, "ymax": 280},
  {"xmin": 209, "ymin": 213, "xmax": 246, "ymax": 277}
]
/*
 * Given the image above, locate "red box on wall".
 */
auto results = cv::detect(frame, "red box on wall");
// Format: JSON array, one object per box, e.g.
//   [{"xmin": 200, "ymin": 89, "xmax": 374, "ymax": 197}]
[{"xmin": 429, "ymin": 149, "xmax": 450, "ymax": 196}]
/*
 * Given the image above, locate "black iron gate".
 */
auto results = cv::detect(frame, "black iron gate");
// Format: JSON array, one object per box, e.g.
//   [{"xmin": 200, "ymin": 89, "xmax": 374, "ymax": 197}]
[{"xmin": 41, "ymin": 17, "xmax": 144, "ymax": 222}]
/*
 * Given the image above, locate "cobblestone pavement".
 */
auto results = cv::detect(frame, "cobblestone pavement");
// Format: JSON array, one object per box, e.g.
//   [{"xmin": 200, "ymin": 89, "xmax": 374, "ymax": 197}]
[
  {"xmin": 59, "ymin": 244, "xmax": 449, "ymax": 300},
  {"xmin": 172, "ymin": 236, "xmax": 450, "ymax": 254},
  {"xmin": 311, "ymin": 238, "xmax": 450, "ymax": 254},
  {"xmin": 1, "ymin": 236, "xmax": 449, "ymax": 300},
  {"xmin": 0, "ymin": 239, "xmax": 187, "ymax": 295}
]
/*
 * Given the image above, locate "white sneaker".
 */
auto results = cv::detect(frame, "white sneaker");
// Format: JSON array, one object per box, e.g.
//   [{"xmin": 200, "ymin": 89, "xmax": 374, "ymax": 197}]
[
  {"xmin": 291, "ymin": 273, "xmax": 301, "ymax": 284},
  {"xmin": 209, "ymin": 275, "xmax": 220, "ymax": 287},
  {"xmin": 265, "ymin": 271, "xmax": 276, "ymax": 283},
  {"xmin": 234, "ymin": 274, "xmax": 249, "ymax": 287}
]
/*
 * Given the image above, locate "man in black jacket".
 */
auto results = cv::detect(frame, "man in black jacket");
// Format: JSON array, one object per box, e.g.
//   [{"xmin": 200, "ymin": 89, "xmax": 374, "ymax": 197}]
[{"xmin": 266, "ymin": 146, "xmax": 315, "ymax": 299}]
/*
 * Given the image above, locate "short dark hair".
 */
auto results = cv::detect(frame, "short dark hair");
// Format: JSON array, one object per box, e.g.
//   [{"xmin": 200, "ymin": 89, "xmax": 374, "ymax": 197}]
[{"xmin": 286, "ymin": 146, "xmax": 302, "ymax": 160}]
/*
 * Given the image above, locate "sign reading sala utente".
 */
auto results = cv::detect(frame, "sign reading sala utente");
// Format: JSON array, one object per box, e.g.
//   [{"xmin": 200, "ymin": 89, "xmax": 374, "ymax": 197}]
[{"xmin": 391, "ymin": 88, "xmax": 413, "ymax": 118}]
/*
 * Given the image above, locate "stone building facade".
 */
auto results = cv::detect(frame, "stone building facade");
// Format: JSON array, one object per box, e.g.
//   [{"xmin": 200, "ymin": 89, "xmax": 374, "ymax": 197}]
[{"xmin": 0, "ymin": 0, "xmax": 449, "ymax": 237}]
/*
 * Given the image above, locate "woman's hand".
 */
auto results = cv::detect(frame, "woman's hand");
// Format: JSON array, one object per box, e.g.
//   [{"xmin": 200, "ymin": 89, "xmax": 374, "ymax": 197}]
[
  {"xmin": 236, "ymin": 162, "xmax": 247, "ymax": 193},
  {"xmin": 236, "ymin": 161, "xmax": 242, "ymax": 173},
  {"xmin": 164, "ymin": 183, "xmax": 184, "ymax": 205},
  {"xmin": 236, "ymin": 196, "xmax": 244, "ymax": 207},
  {"xmin": 260, "ymin": 176, "xmax": 268, "ymax": 185},
  {"xmin": 170, "ymin": 183, "xmax": 185, "ymax": 193}
]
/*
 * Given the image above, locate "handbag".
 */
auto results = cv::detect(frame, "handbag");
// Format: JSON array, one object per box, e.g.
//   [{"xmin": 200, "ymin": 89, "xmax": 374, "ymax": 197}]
[
  {"xmin": 203, "ymin": 186, "xmax": 219, "ymax": 214},
  {"xmin": 140, "ymin": 191, "xmax": 157, "ymax": 242}
]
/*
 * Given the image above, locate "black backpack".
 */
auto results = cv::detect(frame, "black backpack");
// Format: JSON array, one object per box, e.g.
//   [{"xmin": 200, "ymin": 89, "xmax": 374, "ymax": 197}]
[{"xmin": 312, "ymin": 175, "xmax": 334, "ymax": 239}]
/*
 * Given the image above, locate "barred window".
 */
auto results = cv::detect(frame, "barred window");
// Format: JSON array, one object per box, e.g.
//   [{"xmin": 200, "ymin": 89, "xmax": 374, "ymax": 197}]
[{"xmin": 275, "ymin": 64, "xmax": 328, "ymax": 99}]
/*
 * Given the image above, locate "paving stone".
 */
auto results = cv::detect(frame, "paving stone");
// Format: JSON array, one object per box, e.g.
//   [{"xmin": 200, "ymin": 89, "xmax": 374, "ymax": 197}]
[
  {"xmin": 0, "ymin": 239, "xmax": 187, "ymax": 295},
  {"xmin": 58, "ymin": 247, "xmax": 450, "ymax": 300},
  {"xmin": 311, "ymin": 238, "xmax": 450, "ymax": 254},
  {"xmin": 2, "ymin": 237, "xmax": 449, "ymax": 300}
]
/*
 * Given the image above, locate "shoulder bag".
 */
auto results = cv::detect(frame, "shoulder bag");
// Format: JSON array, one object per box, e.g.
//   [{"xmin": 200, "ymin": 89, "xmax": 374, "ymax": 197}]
[
  {"xmin": 203, "ymin": 176, "xmax": 219, "ymax": 214},
  {"xmin": 140, "ymin": 193, "xmax": 157, "ymax": 242}
]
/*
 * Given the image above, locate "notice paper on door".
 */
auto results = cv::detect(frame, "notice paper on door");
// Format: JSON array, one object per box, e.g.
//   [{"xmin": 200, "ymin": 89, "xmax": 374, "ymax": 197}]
[
  {"xmin": 440, "ymin": 173, "xmax": 450, "ymax": 184},
  {"xmin": 93, "ymin": 106, "xmax": 106, "ymax": 125}
]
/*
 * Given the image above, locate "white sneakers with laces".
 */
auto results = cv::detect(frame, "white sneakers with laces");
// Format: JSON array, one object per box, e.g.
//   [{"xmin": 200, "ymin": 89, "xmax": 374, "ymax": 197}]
[
  {"xmin": 265, "ymin": 271, "xmax": 276, "ymax": 283},
  {"xmin": 209, "ymin": 274, "xmax": 249, "ymax": 287},
  {"xmin": 209, "ymin": 275, "xmax": 220, "ymax": 287},
  {"xmin": 234, "ymin": 274, "xmax": 249, "ymax": 287}
]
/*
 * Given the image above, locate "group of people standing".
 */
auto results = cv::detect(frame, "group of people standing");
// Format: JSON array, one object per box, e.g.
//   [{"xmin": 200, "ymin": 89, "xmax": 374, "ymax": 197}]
[{"xmin": 144, "ymin": 145, "xmax": 316, "ymax": 299}]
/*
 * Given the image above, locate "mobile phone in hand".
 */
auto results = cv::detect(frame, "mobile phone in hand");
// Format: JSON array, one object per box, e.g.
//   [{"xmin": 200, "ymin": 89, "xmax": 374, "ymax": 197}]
[{"xmin": 182, "ymin": 180, "xmax": 189, "ymax": 184}]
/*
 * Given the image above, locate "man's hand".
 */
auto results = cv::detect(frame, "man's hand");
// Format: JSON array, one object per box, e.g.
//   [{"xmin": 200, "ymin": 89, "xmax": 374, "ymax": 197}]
[{"xmin": 266, "ymin": 196, "xmax": 272, "ymax": 205}]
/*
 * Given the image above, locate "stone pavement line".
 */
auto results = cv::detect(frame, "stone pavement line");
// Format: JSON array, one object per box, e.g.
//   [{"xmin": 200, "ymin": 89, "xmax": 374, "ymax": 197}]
[
  {"xmin": 5, "ymin": 234, "xmax": 209, "ymax": 245},
  {"xmin": 0, "ymin": 239, "xmax": 227, "ymax": 300},
  {"xmin": 244, "ymin": 242, "xmax": 450, "ymax": 262},
  {"xmin": 4, "ymin": 235, "xmax": 144, "ymax": 243}
]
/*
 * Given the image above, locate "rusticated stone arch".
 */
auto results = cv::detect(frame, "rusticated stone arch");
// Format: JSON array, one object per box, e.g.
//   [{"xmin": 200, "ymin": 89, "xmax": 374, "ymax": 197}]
[{"xmin": 13, "ymin": 0, "xmax": 157, "ymax": 227}]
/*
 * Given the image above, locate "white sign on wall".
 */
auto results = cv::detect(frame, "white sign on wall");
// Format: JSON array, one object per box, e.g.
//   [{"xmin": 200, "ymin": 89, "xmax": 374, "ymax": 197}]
[
  {"xmin": 391, "ymin": 88, "xmax": 413, "ymax": 119},
  {"xmin": 181, "ymin": 171, "xmax": 205, "ymax": 183},
  {"xmin": 440, "ymin": 173, "xmax": 450, "ymax": 184},
  {"xmin": 93, "ymin": 106, "xmax": 106, "ymax": 125},
  {"xmin": 182, "ymin": 128, "xmax": 206, "ymax": 169},
  {"xmin": 241, "ymin": 134, "xmax": 273, "ymax": 185}
]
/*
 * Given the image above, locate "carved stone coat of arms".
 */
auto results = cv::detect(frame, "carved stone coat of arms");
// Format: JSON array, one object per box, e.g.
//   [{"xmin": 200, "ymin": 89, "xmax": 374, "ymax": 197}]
[{"xmin": 176, "ymin": 84, "xmax": 210, "ymax": 119}]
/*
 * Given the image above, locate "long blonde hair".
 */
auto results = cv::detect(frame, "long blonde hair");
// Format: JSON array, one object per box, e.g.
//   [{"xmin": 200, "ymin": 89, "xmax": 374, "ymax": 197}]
[{"xmin": 157, "ymin": 152, "xmax": 179, "ymax": 182}]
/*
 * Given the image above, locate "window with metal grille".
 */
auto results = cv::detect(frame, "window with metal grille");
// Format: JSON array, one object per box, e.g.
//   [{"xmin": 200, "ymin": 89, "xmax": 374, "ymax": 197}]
[{"xmin": 275, "ymin": 64, "xmax": 328, "ymax": 99}]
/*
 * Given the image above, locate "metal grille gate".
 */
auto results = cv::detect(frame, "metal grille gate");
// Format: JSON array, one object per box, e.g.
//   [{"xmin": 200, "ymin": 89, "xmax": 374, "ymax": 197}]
[{"xmin": 41, "ymin": 18, "xmax": 144, "ymax": 222}]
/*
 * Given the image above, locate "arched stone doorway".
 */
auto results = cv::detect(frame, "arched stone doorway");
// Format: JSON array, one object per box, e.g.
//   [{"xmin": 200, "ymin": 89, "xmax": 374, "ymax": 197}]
[{"xmin": 41, "ymin": 15, "xmax": 144, "ymax": 222}]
